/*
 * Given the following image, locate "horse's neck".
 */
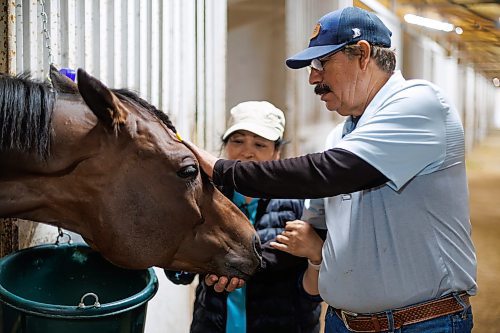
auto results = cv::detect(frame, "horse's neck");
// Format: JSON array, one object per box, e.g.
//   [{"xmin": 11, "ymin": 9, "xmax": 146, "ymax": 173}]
[
  {"xmin": 0, "ymin": 177, "xmax": 82, "ymax": 232},
  {"xmin": 0, "ymin": 97, "xmax": 97, "ymax": 235}
]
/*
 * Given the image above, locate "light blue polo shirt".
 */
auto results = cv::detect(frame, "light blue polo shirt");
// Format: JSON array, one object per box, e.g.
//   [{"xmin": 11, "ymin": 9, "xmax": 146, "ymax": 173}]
[{"xmin": 304, "ymin": 71, "xmax": 477, "ymax": 313}]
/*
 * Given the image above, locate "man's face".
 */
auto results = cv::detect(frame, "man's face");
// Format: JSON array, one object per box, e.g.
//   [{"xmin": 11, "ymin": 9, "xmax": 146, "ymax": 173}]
[{"xmin": 308, "ymin": 49, "xmax": 367, "ymax": 117}]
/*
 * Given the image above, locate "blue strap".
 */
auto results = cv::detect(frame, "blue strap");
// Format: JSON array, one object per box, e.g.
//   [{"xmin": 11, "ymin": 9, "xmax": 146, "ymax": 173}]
[
  {"xmin": 225, "ymin": 192, "xmax": 259, "ymax": 333},
  {"xmin": 226, "ymin": 286, "xmax": 247, "ymax": 333}
]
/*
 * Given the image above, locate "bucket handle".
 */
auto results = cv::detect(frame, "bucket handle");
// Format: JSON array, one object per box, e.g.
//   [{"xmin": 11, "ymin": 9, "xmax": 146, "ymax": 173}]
[
  {"xmin": 77, "ymin": 292, "xmax": 101, "ymax": 309},
  {"xmin": 56, "ymin": 227, "xmax": 72, "ymax": 245}
]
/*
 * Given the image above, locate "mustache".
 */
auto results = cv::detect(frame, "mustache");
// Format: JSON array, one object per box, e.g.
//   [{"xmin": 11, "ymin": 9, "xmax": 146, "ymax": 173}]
[{"xmin": 314, "ymin": 84, "xmax": 331, "ymax": 95}]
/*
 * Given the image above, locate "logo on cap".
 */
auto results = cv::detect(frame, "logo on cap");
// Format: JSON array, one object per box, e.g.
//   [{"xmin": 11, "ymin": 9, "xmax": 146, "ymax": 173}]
[
  {"xmin": 352, "ymin": 28, "xmax": 361, "ymax": 38},
  {"xmin": 310, "ymin": 23, "xmax": 321, "ymax": 40}
]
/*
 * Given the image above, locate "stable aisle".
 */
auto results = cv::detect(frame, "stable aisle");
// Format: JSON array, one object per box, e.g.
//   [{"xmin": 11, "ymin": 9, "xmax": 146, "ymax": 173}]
[{"xmin": 467, "ymin": 130, "xmax": 500, "ymax": 332}]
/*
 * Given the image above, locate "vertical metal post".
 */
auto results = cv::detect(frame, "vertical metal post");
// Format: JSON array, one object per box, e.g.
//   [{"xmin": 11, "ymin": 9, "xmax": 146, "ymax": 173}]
[
  {"xmin": 0, "ymin": 0, "xmax": 7, "ymax": 73},
  {"xmin": 0, "ymin": 0, "xmax": 16, "ymax": 74},
  {"xmin": 0, "ymin": 0, "xmax": 20, "ymax": 257},
  {"xmin": 0, "ymin": 219, "xmax": 19, "ymax": 258}
]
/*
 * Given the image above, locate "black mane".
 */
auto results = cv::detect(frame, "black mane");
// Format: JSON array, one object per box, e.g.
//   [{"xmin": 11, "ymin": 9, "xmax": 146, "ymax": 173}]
[
  {"xmin": 0, "ymin": 73, "xmax": 54, "ymax": 159},
  {"xmin": 0, "ymin": 73, "xmax": 177, "ymax": 161},
  {"xmin": 112, "ymin": 89, "xmax": 177, "ymax": 133}
]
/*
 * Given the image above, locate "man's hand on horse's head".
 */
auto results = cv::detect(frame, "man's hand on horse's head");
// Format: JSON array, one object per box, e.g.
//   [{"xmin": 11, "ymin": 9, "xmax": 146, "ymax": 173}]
[{"xmin": 184, "ymin": 140, "xmax": 219, "ymax": 180}]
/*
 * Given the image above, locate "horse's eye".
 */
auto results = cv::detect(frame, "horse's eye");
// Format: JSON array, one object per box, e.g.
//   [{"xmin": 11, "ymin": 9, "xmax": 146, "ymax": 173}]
[{"xmin": 177, "ymin": 165, "xmax": 198, "ymax": 179}]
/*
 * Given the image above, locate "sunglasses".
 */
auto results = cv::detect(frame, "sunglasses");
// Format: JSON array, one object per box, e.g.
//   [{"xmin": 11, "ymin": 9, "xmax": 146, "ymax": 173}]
[
  {"xmin": 308, "ymin": 47, "xmax": 346, "ymax": 72},
  {"xmin": 309, "ymin": 58, "xmax": 330, "ymax": 72}
]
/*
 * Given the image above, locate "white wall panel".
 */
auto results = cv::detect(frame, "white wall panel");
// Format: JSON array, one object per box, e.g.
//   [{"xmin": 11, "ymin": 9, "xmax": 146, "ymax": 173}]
[
  {"xmin": 126, "ymin": 0, "xmax": 139, "ymax": 89},
  {"xmin": 11, "ymin": 0, "xmax": 223, "ymax": 152},
  {"xmin": 203, "ymin": 0, "xmax": 228, "ymax": 152}
]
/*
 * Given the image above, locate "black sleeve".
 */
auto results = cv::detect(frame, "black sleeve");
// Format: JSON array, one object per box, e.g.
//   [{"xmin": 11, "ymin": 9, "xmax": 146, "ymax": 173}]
[{"xmin": 213, "ymin": 148, "xmax": 389, "ymax": 199}]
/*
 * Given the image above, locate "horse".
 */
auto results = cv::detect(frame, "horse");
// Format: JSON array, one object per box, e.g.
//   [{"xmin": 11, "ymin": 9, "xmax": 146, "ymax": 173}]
[{"xmin": 0, "ymin": 66, "xmax": 262, "ymax": 280}]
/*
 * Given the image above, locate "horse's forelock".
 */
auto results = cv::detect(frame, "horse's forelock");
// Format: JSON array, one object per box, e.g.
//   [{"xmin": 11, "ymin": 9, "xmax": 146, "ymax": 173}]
[
  {"xmin": 0, "ymin": 73, "xmax": 54, "ymax": 160},
  {"xmin": 111, "ymin": 89, "xmax": 177, "ymax": 133}
]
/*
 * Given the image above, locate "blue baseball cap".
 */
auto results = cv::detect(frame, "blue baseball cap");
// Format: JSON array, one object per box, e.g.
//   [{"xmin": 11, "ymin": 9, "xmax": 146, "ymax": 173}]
[{"xmin": 286, "ymin": 7, "xmax": 392, "ymax": 69}]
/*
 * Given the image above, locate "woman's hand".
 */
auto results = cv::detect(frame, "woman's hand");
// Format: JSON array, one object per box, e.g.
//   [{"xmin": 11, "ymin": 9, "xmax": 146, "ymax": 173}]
[
  {"xmin": 270, "ymin": 220, "xmax": 323, "ymax": 263},
  {"xmin": 204, "ymin": 274, "xmax": 246, "ymax": 293}
]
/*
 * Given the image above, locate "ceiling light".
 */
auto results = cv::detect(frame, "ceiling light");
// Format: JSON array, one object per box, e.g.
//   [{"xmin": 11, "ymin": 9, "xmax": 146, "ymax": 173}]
[
  {"xmin": 404, "ymin": 14, "xmax": 454, "ymax": 32},
  {"xmin": 455, "ymin": 27, "xmax": 463, "ymax": 35},
  {"xmin": 493, "ymin": 78, "xmax": 500, "ymax": 87}
]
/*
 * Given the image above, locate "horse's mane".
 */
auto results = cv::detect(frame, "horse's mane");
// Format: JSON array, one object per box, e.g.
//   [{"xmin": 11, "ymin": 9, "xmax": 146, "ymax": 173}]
[
  {"xmin": 0, "ymin": 73, "xmax": 54, "ymax": 159},
  {"xmin": 112, "ymin": 89, "xmax": 177, "ymax": 133},
  {"xmin": 0, "ymin": 73, "xmax": 177, "ymax": 160}
]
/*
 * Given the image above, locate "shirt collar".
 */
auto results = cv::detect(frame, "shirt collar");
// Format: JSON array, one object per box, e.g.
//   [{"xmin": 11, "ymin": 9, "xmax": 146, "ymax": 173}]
[{"xmin": 356, "ymin": 70, "xmax": 405, "ymax": 127}]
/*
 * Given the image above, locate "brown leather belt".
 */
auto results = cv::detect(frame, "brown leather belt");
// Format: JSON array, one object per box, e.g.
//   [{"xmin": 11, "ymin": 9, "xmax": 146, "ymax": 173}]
[{"xmin": 333, "ymin": 293, "xmax": 470, "ymax": 332}]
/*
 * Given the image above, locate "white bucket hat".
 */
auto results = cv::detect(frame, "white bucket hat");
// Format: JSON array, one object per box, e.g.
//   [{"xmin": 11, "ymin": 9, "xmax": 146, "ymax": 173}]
[{"xmin": 222, "ymin": 101, "xmax": 286, "ymax": 141}]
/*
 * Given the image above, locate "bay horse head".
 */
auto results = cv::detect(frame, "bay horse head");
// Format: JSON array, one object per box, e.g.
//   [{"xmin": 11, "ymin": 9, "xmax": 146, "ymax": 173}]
[{"xmin": 0, "ymin": 68, "xmax": 262, "ymax": 279}]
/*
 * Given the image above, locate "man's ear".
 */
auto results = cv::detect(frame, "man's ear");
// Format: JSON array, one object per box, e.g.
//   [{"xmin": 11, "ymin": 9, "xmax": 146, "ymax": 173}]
[
  {"xmin": 49, "ymin": 64, "xmax": 79, "ymax": 94},
  {"xmin": 357, "ymin": 41, "xmax": 371, "ymax": 71}
]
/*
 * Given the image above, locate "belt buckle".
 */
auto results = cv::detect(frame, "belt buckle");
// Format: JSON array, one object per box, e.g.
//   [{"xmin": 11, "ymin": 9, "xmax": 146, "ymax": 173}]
[{"xmin": 340, "ymin": 309, "xmax": 361, "ymax": 332}]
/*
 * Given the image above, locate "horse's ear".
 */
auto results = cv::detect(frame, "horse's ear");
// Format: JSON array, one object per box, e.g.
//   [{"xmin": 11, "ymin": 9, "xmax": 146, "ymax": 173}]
[
  {"xmin": 77, "ymin": 68, "xmax": 127, "ymax": 130},
  {"xmin": 49, "ymin": 64, "xmax": 79, "ymax": 94}
]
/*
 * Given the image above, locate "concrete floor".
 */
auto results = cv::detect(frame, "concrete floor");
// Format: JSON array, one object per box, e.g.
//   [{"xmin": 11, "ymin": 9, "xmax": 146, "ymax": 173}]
[{"xmin": 467, "ymin": 130, "xmax": 500, "ymax": 332}]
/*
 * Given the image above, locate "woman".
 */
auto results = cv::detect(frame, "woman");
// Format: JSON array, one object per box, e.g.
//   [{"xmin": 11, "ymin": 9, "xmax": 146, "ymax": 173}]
[{"xmin": 165, "ymin": 101, "xmax": 323, "ymax": 333}]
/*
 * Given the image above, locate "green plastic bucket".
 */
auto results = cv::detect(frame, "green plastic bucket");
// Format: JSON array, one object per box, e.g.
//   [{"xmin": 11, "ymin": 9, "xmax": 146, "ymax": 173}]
[{"xmin": 0, "ymin": 243, "xmax": 158, "ymax": 333}]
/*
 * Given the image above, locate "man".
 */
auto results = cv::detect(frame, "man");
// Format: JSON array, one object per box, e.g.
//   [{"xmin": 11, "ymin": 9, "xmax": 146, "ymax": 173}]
[{"xmin": 191, "ymin": 6, "xmax": 477, "ymax": 333}]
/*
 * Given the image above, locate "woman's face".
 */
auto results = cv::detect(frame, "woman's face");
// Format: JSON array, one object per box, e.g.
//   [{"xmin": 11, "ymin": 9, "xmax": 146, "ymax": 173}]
[{"xmin": 225, "ymin": 130, "xmax": 280, "ymax": 162}]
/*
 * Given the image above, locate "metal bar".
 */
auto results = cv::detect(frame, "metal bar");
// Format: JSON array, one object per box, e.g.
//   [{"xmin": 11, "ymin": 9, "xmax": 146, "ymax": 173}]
[
  {"xmin": 0, "ymin": 0, "xmax": 17, "ymax": 73},
  {"xmin": 113, "ymin": 0, "xmax": 123, "ymax": 87},
  {"xmin": 126, "ymin": 0, "xmax": 139, "ymax": 90},
  {"xmin": 150, "ymin": 0, "xmax": 160, "ymax": 107},
  {"xmin": 160, "ymin": 0, "xmax": 172, "ymax": 114},
  {"xmin": 23, "ymin": 0, "xmax": 39, "ymax": 75},
  {"xmin": 99, "ymin": 0, "xmax": 110, "ymax": 84},
  {"xmin": 204, "ymin": 0, "xmax": 227, "ymax": 152},
  {"xmin": 196, "ymin": 0, "xmax": 206, "ymax": 146},
  {"xmin": 0, "ymin": 219, "xmax": 19, "ymax": 258},
  {"xmin": 0, "ymin": 0, "xmax": 20, "ymax": 256},
  {"xmin": 14, "ymin": 0, "xmax": 23, "ymax": 73},
  {"xmin": 138, "ymin": 0, "xmax": 150, "ymax": 99},
  {"xmin": 0, "ymin": 0, "xmax": 7, "ymax": 73},
  {"xmin": 49, "ymin": 0, "xmax": 61, "ymax": 67},
  {"xmin": 74, "ymin": 0, "xmax": 84, "ymax": 69}
]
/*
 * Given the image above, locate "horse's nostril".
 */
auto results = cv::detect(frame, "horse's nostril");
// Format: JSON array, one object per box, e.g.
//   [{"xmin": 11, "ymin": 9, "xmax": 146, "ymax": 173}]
[{"xmin": 252, "ymin": 234, "xmax": 262, "ymax": 258}]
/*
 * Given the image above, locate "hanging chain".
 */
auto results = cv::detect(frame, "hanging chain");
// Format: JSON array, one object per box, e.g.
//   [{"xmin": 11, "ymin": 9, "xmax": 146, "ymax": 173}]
[{"xmin": 38, "ymin": 0, "xmax": 53, "ymax": 65}]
